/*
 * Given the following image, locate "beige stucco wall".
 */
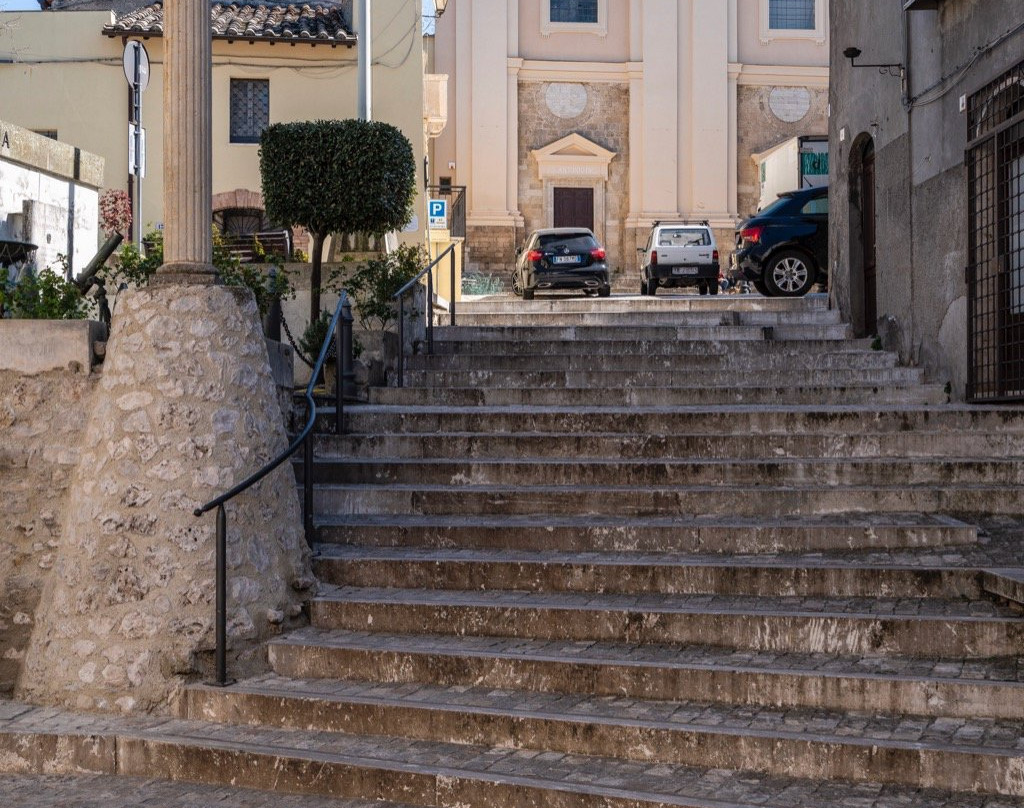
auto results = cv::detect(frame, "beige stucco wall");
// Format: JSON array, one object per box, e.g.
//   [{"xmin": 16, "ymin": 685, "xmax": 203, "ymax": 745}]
[
  {"xmin": 0, "ymin": 1, "xmax": 426, "ymax": 246},
  {"xmin": 434, "ymin": 0, "xmax": 829, "ymax": 273}
]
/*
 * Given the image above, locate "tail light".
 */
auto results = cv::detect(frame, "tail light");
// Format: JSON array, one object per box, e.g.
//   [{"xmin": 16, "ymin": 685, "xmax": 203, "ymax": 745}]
[
  {"xmin": 740, "ymin": 226, "xmax": 764, "ymax": 244},
  {"xmin": 590, "ymin": 248, "xmax": 606, "ymax": 260},
  {"xmin": 527, "ymin": 249, "xmax": 543, "ymax": 262},
  {"xmin": 651, "ymin": 250, "xmax": 658, "ymax": 266},
  {"xmin": 712, "ymin": 249, "xmax": 719, "ymax": 262}
]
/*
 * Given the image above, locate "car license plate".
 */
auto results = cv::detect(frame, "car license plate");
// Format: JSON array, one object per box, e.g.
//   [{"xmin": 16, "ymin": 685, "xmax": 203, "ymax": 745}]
[
  {"xmin": 552, "ymin": 255, "xmax": 581, "ymax": 265},
  {"xmin": 672, "ymin": 267, "xmax": 699, "ymax": 275}
]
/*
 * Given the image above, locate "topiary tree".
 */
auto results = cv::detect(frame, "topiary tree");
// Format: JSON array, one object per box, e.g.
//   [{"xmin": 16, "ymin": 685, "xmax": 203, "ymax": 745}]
[{"xmin": 259, "ymin": 119, "xmax": 417, "ymax": 324}]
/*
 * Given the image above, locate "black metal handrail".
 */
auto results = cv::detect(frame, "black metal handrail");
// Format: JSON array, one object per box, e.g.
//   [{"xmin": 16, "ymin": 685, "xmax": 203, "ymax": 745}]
[
  {"xmin": 193, "ymin": 291, "xmax": 354, "ymax": 687},
  {"xmin": 393, "ymin": 242, "xmax": 457, "ymax": 388}
]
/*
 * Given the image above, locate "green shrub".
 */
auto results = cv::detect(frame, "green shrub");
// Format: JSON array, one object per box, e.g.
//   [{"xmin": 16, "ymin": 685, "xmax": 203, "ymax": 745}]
[
  {"xmin": 0, "ymin": 257, "xmax": 89, "ymax": 320},
  {"xmin": 334, "ymin": 244, "xmax": 425, "ymax": 331}
]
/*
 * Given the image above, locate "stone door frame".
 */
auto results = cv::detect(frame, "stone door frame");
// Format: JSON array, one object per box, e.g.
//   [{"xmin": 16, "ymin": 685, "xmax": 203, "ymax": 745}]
[{"xmin": 532, "ymin": 133, "xmax": 616, "ymax": 244}]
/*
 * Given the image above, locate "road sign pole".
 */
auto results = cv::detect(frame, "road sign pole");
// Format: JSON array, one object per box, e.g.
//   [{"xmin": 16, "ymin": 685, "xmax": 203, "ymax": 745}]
[{"xmin": 133, "ymin": 45, "xmax": 142, "ymax": 251}]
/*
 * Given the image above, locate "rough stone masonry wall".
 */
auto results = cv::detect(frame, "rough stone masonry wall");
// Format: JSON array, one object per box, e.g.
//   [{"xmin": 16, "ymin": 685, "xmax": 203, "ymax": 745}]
[
  {"xmin": 0, "ymin": 370, "xmax": 96, "ymax": 695},
  {"xmin": 736, "ymin": 85, "xmax": 828, "ymax": 220},
  {"xmin": 518, "ymin": 81, "xmax": 631, "ymax": 282},
  {"xmin": 16, "ymin": 285, "xmax": 314, "ymax": 714}
]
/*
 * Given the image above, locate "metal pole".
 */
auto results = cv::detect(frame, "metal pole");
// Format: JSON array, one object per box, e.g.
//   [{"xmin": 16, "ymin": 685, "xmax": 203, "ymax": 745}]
[
  {"xmin": 133, "ymin": 45, "xmax": 143, "ymax": 251},
  {"xmin": 357, "ymin": 0, "xmax": 372, "ymax": 121},
  {"xmin": 341, "ymin": 297, "xmax": 355, "ymax": 409},
  {"xmin": 303, "ymin": 432, "xmax": 314, "ymax": 545},
  {"xmin": 264, "ymin": 267, "xmax": 282, "ymax": 340},
  {"xmin": 214, "ymin": 504, "xmax": 230, "ymax": 686},
  {"xmin": 450, "ymin": 247, "xmax": 456, "ymax": 326},
  {"xmin": 334, "ymin": 316, "xmax": 342, "ymax": 436},
  {"xmin": 427, "ymin": 268, "xmax": 434, "ymax": 355},
  {"xmin": 398, "ymin": 297, "xmax": 405, "ymax": 388}
]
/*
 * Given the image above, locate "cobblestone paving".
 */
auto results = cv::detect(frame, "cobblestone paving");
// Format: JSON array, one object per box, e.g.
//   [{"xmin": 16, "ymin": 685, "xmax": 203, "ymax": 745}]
[
  {"xmin": 0, "ymin": 774, "xmax": 405, "ymax": 808},
  {"xmin": 279, "ymin": 627, "xmax": 1024, "ymax": 682},
  {"xmin": 233, "ymin": 674, "xmax": 1024, "ymax": 752},
  {"xmin": 3, "ymin": 703, "xmax": 1024, "ymax": 807}
]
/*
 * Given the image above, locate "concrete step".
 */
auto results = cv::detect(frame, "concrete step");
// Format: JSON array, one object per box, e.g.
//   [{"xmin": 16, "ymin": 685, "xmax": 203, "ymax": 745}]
[
  {"xmin": 309, "ymin": 586, "xmax": 1024, "ymax": 658},
  {"xmin": 398, "ymin": 368, "xmax": 926, "ymax": 389},
  {"xmin": 450, "ymin": 310, "xmax": 844, "ymax": 327},
  {"xmin": 267, "ymin": 628, "xmax": 1024, "ymax": 721},
  {"xmin": 431, "ymin": 338, "xmax": 877, "ymax": 355},
  {"xmin": 405, "ymin": 350, "xmax": 900, "ymax": 371},
  {"xmin": 313, "ymin": 430, "xmax": 1024, "ymax": 460},
  {"xmin": 431, "ymin": 324, "xmax": 854, "ymax": 342},
  {"xmin": 312, "ymin": 481, "xmax": 1022, "ymax": 518},
  {"xmin": 456, "ymin": 295, "xmax": 831, "ymax": 315},
  {"xmin": 312, "ymin": 546, "xmax": 985, "ymax": 599},
  {"xmin": 343, "ymin": 404, "xmax": 1024, "ymax": 436},
  {"xmin": 369, "ymin": 384, "xmax": 948, "ymax": 407},
  {"xmin": 313, "ymin": 514, "xmax": 976, "ymax": 553},
  {"xmin": 185, "ymin": 675, "xmax": 1024, "ymax": 795},
  {"xmin": 301, "ymin": 457, "xmax": 1024, "ymax": 488},
  {"xmin": 7, "ymin": 701, "xmax": 1020, "ymax": 808}
]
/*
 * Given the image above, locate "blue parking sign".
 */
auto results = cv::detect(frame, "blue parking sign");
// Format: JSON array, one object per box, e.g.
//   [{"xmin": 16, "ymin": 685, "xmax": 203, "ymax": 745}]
[{"xmin": 428, "ymin": 199, "xmax": 448, "ymax": 229}]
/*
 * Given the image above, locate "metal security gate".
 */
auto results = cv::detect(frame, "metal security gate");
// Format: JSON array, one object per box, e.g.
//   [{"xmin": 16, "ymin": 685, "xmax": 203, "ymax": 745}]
[{"xmin": 967, "ymin": 59, "xmax": 1024, "ymax": 402}]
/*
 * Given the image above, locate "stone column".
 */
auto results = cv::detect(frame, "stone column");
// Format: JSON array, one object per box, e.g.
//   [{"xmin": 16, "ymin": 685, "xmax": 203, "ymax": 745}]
[{"xmin": 156, "ymin": 0, "xmax": 216, "ymax": 283}]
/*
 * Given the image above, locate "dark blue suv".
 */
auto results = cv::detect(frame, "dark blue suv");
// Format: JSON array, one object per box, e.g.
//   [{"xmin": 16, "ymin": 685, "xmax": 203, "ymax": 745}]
[{"xmin": 732, "ymin": 186, "xmax": 828, "ymax": 297}]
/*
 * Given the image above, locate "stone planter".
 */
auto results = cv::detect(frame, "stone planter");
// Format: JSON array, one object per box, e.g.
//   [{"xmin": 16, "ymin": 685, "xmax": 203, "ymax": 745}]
[{"xmin": 354, "ymin": 328, "xmax": 399, "ymax": 390}]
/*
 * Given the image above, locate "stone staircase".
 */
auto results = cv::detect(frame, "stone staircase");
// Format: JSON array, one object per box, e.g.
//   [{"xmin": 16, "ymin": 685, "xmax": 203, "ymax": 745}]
[{"xmin": 5, "ymin": 293, "xmax": 1024, "ymax": 806}]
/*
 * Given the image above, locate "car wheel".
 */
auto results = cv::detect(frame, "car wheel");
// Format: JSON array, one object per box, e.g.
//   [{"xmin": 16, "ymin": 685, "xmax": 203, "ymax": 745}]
[
  {"xmin": 598, "ymin": 285, "xmax": 611, "ymax": 298},
  {"xmin": 753, "ymin": 278, "xmax": 770, "ymax": 296},
  {"xmin": 523, "ymin": 288, "xmax": 535, "ymax": 301},
  {"xmin": 709, "ymin": 281, "xmax": 719, "ymax": 296},
  {"xmin": 764, "ymin": 250, "xmax": 816, "ymax": 297},
  {"xmin": 698, "ymin": 282, "xmax": 708, "ymax": 296},
  {"xmin": 511, "ymin": 271, "xmax": 523, "ymax": 297}
]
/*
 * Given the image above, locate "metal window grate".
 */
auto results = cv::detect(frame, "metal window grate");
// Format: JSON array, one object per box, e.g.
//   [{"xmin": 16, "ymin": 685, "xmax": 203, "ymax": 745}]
[
  {"xmin": 550, "ymin": 0, "xmax": 598, "ymax": 24},
  {"xmin": 769, "ymin": 0, "xmax": 815, "ymax": 30},
  {"xmin": 230, "ymin": 79, "xmax": 269, "ymax": 144},
  {"xmin": 966, "ymin": 59, "xmax": 1024, "ymax": 402}
]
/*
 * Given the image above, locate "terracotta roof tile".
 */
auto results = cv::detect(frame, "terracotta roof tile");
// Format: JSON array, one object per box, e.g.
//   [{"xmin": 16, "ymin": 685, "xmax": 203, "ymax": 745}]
[{"xmin": 103, "ymin": 1, "xmax": 356, "ymax": 45}]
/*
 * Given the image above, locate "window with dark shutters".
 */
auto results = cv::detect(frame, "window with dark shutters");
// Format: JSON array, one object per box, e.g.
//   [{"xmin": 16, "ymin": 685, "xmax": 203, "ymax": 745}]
[{"xmin": 230, "ymin": 79, "xmax": 269, "ymax": 144}]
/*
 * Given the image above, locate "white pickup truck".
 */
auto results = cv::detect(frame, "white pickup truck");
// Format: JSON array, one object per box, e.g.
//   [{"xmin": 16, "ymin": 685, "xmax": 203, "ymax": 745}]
[{"xmin": 638, "ymin": 220, "xmax": 721, "ymax": 296}]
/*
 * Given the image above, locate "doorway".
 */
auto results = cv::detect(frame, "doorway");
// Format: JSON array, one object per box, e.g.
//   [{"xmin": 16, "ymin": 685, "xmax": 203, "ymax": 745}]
[
  {"xmin": 860, "ymin": 141, "xmax": 877, "ymax": 335},
  {"xmin": 553, "ymin": 187, "xmax": 594, "ymax": 231}
]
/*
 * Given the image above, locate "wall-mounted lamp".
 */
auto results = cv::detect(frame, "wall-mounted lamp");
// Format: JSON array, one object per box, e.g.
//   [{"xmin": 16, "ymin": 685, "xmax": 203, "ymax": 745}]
[
  {"xmin": 431, "ymin": 0, "xmax": 449, "ymax": 17},
  {"xmin": 843, "ymin": 47, "xmax": 904, "ymax": 78}
]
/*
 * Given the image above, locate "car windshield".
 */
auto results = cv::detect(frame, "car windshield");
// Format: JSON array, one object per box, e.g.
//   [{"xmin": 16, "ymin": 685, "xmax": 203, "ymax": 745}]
[
  {"xmin": 537, "ymin": 233, "xmax": 598, "ymax": 251},
  {"xmin": 658, "ymin": 228, "xmax": 709, "ymax": 247}
]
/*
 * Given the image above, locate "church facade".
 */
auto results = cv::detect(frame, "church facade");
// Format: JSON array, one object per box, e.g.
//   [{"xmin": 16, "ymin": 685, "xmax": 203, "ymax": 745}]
[{"xmin": 430, "ymin": 0, "xmax": 830, "ymax": 280}]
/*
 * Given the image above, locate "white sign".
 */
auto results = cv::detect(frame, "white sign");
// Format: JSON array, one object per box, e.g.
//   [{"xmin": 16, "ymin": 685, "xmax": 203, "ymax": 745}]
[
  {"xmin": 122, "ymin": 41, "xmax": 151, "ymax": 92},
  {"xmin": 428, "ymin": 199, "xmax": 448, "ymax": 230},
  {"xmin": 128, "ymin": 125, "xmax": 146, "ymax": 178}
]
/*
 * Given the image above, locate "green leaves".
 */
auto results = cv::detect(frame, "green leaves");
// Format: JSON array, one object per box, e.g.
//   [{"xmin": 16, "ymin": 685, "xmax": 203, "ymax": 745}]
[{"xmin": 0, "ymin": 259, "xmax": 88, "ymax": 320}]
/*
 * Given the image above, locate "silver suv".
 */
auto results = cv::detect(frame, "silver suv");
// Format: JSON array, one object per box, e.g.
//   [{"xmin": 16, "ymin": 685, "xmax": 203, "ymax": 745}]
[{"xmin": 638, "ymin": 220, "xmax": 721, "ymax": 296}]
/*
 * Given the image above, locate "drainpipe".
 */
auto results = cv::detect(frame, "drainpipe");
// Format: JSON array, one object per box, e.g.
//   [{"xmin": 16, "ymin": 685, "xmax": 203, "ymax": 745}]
[{"xmin": 357, "ymin": 0, "xmax": 371, "ymax": 121}]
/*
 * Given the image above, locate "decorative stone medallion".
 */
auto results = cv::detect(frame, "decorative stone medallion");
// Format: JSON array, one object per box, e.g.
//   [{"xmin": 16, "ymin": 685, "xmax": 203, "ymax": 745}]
[
  {"xmin": 545, "ymin": 83, "xmax": 588, "ymax": 119},
  {"xmin": 768, "ymin": 87, "xmax": 812, "ymax": 123}
]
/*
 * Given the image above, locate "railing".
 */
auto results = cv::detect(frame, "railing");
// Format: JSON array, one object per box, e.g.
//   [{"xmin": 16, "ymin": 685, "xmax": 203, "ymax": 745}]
[
  {"xmin": 426, "ymin": 185, "xmax": 467, "ymax": 239},
  {"xmin": 393, "ymin": 242, "xmax": 457, "ymax": 388},
  {"xmin": 193, "ymin": 291, "xmax": 354, "ymax": 687}
]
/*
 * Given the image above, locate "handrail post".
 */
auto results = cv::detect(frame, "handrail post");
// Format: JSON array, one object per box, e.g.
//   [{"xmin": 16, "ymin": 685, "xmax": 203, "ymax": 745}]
[
  {"xmin": 213, "ymin": 504, "xmax": 233, "ymax": 687},
  {"xmin": 341, "ymin": 297, "xmax": 355, "ymax": 414},
  {"xmin": 264, "ymin": 267, "xmax": 281, "ymax": 341},
  {"xmin": 398, "ymin": 297, "xmax": 405, "ymax": 388},
  {"xmin": 427, "ymin": 267, "xmax": 434, "ymax": 355},
  {"xmin": 303, "ymin": 430, "xmax": 314, "ymax": 546},
  {"xmin": 450, "ymin": 247, "xmax": 456, "ymax": 326},
  {"xmin": 334, "ymin": 307, "xmax": 343, "ymax": 436}
]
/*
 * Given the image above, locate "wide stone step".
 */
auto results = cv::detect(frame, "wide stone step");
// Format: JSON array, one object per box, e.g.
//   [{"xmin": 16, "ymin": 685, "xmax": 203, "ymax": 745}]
[
  {"xmin": 398, "ymin": 368, "xmax": 925, "ymax": 389},
  {"xmin": 451, "ymin": 310, "xmax": 844, "ymax": 327},
  {"xmin": 405, "ymin": 350, "xmax": 899, "ymax": 371},
  {"xmin": 312, "ymin": 481, "xmax": 1022, "ymax": 518},
  {"xmin": 303, "ymin": 457, "xmax": 1024, "ymax": 488},
  {"xmin": 313, "ymin": 430, "xmax": 1024, "ymax": 460},
  {"xmin": 431, "ymin": 338, "xmax": 877, "ymax": 356},
  {"xmin": 432, "ymin": 324, "xmax": 853, "ymax": 342},
  {"xmin": 369, "ymin": 384, "xmax": 948, "ymax": 407},
  {"xmin": 457, "ymin": 295, "xmax": 830, "ymax": 315},
  {"xmin": 309, "ymin": 586, "xmax": 1024, "ymax": 658},
  {"xmin": 312, "ymin": 546, "xmax": 984, "ymax": 599},
  {"xmin": 313, "ymin": 514, "xmax": 975, "ymax": 553},
  {"xmin": 343, "ymin": 404, "xmax": 1024, "ymax": 436},
  {"xmin": 7, "ymin": 701, "xmax": 1020, "ymax": 808},
  {"xmin": 268, "ymin": 628, "xmax": 1024, "ymax": 721},
  {"xmin": 185, "ymin": 675, "xmax": 1024, "ymax": 795}
]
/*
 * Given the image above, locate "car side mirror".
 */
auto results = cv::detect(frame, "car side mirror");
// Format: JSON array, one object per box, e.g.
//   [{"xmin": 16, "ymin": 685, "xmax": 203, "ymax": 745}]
[{"xmin": 515, "ymin": 247, "xmax": 523, "ymax": 256}]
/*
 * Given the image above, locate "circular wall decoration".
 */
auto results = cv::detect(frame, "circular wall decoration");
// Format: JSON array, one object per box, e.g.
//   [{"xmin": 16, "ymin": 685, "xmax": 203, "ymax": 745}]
[
  {"xmin": 545, "ymin": 83, "xmax": 588, "ymax": 119},
  {"xmin": 768, "ymin": 87, "xmax": 812, "ymax": 123}
]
